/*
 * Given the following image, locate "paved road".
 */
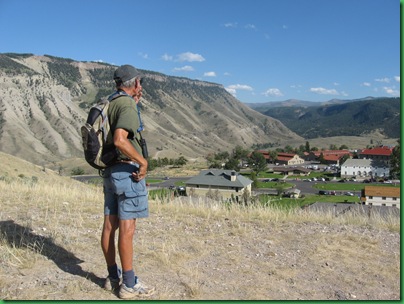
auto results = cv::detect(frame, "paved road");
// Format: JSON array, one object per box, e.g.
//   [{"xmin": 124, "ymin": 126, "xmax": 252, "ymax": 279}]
[
  {"xmin": 149, "ymin": 177, "xmax": 187, "ymax": 188},
  {"xmin": 287, "ymin": 179, "xmax": 362, "ymax": 196},
  {"xmin": 71, "ymin": 175, "xmax": 100, "ymax": 182}
]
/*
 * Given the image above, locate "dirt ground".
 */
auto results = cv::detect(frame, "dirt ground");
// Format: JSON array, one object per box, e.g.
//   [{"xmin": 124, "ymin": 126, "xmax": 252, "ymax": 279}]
[{"xmin": 0, "ymin": 210, "xmax": 400, "ymax": 301}]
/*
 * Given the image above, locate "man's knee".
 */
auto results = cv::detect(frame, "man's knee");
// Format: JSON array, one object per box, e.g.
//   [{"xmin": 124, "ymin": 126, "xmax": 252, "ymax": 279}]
[
  {"xmin": 103, "ymin": 215, "xmax": 119, "ymax": 232},
  {"xmin": 119, "ymin": 219, "xmax": 136, "ymax": 236}
]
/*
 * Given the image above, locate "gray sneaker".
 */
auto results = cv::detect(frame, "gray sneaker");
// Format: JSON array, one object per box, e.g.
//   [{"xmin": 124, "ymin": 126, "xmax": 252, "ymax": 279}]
[
  {"xmin": 104, "ymin": 268, "xmax": 122, "ymax": 291},
  {"xmin": 119, "ymin": 279, "xmax": 155, "ymax": 299}
]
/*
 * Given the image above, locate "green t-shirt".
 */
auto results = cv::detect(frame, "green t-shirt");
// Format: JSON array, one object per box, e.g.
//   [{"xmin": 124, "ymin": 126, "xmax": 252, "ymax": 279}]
[{"xmin": 108, "ymin": 94, "xmax": 142, "ymax": 160}]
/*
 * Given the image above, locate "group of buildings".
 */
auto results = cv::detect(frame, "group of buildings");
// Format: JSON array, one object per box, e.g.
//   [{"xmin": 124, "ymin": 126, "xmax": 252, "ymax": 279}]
[
  {"xmin": 256, "ymin": 145, "xmax": 395, "ymax": 180},
  {"xmin": 183, "ymin": 145, "xmax": 399, "ymax": 208}
]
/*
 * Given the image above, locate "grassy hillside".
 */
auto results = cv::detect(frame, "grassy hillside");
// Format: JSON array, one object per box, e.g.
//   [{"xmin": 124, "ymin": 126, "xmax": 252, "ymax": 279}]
[{"xmin": 0, "ymin": 153, "xmax": 399, "ymax": 300}]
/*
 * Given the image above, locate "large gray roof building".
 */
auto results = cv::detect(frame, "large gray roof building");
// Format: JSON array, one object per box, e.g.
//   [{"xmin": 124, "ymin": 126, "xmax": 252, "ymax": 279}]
[{"xmin": 185, "ymin": 169, "xmax": 252, "ymax": 201}]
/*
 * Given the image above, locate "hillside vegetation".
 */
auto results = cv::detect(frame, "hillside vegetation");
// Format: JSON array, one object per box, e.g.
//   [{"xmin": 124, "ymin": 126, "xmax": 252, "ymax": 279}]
[
  {"xmin": 0, "ymin": 53, "xmax": 300, "ymax": 167},
  {"xmin": 0, "ymin": 152, "xmax": 400, "ymax": 300},
  {"xmin": 249, "ymin": 97, "xmax": 400, "ymax": 139}
]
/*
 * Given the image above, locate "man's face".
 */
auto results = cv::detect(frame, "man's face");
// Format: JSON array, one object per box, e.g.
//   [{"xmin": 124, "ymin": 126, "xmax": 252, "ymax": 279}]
[{"xmin": 132, "ymin": 78, "xmax": 143, "ymax": 102}]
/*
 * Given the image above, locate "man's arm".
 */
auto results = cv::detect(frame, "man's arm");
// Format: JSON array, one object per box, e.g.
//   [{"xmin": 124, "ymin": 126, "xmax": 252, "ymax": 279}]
[{"xmin": 114, "ymin": 128, "xmax": 148, "ymax": 181}]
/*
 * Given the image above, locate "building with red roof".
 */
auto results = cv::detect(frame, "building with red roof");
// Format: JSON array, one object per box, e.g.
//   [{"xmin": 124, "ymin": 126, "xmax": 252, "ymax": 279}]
[
  {"xmin": 358, "ymin": 146, "xmax": 394, "ymax": 165},
  {"xmin": 256, "ymin": 151, "xmax": 305, "ymax": 165},
  {"xmin": 307, "ymin": 149, "xmax": 352, "ymax": 165}
]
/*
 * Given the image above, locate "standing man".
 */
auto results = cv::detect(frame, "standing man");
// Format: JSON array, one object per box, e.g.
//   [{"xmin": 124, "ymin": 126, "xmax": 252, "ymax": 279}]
[{"xmin": 101, "ymin": 64, "xmax": 154, "ymax": 299}]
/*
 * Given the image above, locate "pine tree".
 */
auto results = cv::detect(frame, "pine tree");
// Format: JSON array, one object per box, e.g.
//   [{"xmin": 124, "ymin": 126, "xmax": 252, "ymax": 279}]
[{"xmin": 390, "ymin": 139, "xmax": 400, "ymax": 179}]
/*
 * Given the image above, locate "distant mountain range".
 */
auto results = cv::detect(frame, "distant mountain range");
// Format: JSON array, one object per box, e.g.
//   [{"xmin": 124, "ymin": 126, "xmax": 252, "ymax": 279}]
[
  {"xmin": 246, "ymin": 97, "xmax": 400, "ymax": 139},
  {"xmin": 0, "ymin": 53, "xmax": 301, "ymax": 166},
  {"xmin": 245, "ymin": 96, "xmax": 377, "ymax": 110}
]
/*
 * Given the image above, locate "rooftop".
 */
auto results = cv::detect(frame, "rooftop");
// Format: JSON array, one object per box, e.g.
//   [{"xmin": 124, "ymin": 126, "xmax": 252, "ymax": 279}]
[
  {"xmin": 360, "ymin": 146, "xmax": 394, "ymax": 156},
  {"xmin": 185, "ymin": 169, "xmax": 252, "ymax": 188},
  {"xmin": 364, "ymin": 186, "xmax": 400, "ymax": 198}
]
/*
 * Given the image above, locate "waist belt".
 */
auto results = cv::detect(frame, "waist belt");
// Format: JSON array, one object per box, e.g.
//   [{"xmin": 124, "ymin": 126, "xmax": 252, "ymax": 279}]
[{"xmin": 115, "ymin": 160, "xmax": 137, "ymax": 166}]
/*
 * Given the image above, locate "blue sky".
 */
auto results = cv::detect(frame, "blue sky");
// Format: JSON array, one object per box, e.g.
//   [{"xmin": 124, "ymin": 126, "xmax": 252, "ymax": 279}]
[{"xmin": 0, "ymin": 0, "xmax": 400, "ymax": 103}]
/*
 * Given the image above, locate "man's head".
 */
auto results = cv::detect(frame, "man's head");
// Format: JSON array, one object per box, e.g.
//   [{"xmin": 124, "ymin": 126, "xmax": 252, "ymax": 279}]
[
  {"xmin": 114, "ymin": 64, "xmax": 143, "ymax": 101},
  {"xmin": 114, "ymin": 64, "xmax": 142, "ymax": 86}
]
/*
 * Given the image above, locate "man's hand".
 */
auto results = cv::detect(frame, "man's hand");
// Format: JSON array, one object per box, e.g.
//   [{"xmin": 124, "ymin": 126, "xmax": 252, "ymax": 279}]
[
  {"xmin": 132, "ymin": 162, "xmax": 147, "ymax": 181},
  {"xmin": 114, "ymin": 128, "xmax": 148, "ymax": 181}
]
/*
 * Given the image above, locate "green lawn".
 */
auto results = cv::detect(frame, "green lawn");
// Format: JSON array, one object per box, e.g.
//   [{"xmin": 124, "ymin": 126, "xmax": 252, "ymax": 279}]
[
  {"xmin": 146, "ymin": 178, "xmax": 163, "ymax": 184},
  {"xmin": 240, "ymin": 171, "xmax": 283, "ymax": 178}
]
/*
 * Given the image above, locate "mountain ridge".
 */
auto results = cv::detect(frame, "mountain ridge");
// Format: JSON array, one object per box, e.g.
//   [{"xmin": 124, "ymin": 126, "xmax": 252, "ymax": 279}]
[
  {"xmin": 247, "ymin": 97, "xmax": 400, "ymax": 139},
  {"xmin": 245, "ymin": 96, "xmax": 379, "ymax": 110},
  {"xmin": 0, "ymin": 53, "xmax": 301, "ymax": 166}
]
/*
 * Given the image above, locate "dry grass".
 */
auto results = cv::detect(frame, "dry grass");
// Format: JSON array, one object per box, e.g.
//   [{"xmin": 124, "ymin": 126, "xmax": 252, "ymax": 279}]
[{"xmin": 0, "ymin": 155, "xmax": 400, "ymax": 300}]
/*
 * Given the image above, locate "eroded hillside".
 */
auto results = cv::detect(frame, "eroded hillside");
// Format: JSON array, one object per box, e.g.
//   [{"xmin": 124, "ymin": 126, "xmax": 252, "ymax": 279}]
[{"xmin": 0, "ymin": 53, "xmax": 301, "ymax": 165}]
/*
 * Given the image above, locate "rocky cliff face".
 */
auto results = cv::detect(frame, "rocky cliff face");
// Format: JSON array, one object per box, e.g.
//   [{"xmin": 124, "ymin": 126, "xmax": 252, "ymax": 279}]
[{"xmin": 0, "ymin": 53, "xmax": 301, "ymax": 165}]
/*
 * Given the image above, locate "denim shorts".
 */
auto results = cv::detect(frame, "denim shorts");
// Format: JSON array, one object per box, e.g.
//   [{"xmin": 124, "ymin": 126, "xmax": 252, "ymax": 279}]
[{"xmin": 103, "ymin": 163, "xmax": 149, "ymax": 220}]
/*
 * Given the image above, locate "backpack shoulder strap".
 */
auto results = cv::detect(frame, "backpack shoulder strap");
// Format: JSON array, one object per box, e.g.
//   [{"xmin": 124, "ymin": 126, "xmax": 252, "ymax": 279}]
[
  {"xmin": 104, "ymin": 90, "xmax": 127, "ymax": 129},
  {"xmin": 108, "ymin": 91, "xmax": 144, "ymax": 134},
  {"xmin": 108, "ymin": 90, "xmax": 129, "ymax": 101}
]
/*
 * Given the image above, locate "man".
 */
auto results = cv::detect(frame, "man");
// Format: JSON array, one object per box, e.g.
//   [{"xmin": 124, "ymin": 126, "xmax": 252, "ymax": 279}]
[{"xmin": 100, "ymin": 64, "xmax": 154, "ymax": 299}]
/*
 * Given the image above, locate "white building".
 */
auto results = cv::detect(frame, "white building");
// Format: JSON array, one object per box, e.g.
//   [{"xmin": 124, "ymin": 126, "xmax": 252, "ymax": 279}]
[
  {"xmin": 340, "ymin": 158, "xmax": 389, "ymax": 179},
  {"xmin": 361, "ymin": 186, "xmax": 400, "ymax": 208}
]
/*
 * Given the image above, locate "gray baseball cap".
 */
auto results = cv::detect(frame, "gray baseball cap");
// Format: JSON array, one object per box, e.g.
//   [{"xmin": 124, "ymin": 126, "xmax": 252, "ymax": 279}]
[{"xmin": 113, "ymin": 64, "xmax": 143, "ymax": 83}]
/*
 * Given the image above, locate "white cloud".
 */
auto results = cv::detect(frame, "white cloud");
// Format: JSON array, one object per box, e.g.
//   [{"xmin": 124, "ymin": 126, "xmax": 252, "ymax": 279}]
[
  {"xmin": 263, "ymin": 88, "xmax": 284, "ymax": 97},
  {"xmin": 177, "ymin": 52, "xmax": 205, "ymax": 62},
  {"xmin": 224, "ymin": 22, "xmax": 238, "ymax": 28},
  {"xmin": 290, "ymin": 84, "xmax": 302, "ymax": 89},
  {"xmin": 361, "ymin": 82, "xmax": 371, "ymax": 87},
  {"xmin": 383, "ymin": 86, "xmax": 400, "ymax": 96},
  {"xmin": 161, "ymin": 53, "xmax": 173, "ymax": 61},
  {"xmin": 225, "ymin": 88, "xmax": 237, "ymax": 97},
  {"xmin": 333, "ymin": 82, "xmax": 340, "ymax": 86},
  {"xmin": 225, "ymin": 87, "xmax": 237, "ymax": 96},
  {"xmin": 245, "ymin": 24, "xmax": 257, "ymax": 30},
  {"xmin": 375, "ymin": 77, "xmax": 390, "ymax": 83},
  {"xmin": 394, "ymin": 76, "xmax": 400, "ymax": 82},
  {"xmin": 290, "ymin": 84, "xmax": 303, "ymax": 93},
  {"xmin": 310, "ymin": 87, "xmax": 339, "ymax": 95},
  {"xmin": 173, "ymin": 65, "xmax": 194, "ymax": 72},
  {"xmin": 138, "ymin": 52, "xmax": 149, "ymax": 59},
  {"xmin": 227, "ymin": 84, "xmax": 253, "ymax": 91},
  {"xmin": 224, "ymin": 72, "xmax": 231, "ymax": 76},
  {"xmin": 225, "ymin": 84, "xmax": 253, "ymax": 97},
  {"xmin": 203, "ymin": 71, "xmax": 216, "ymax": 77}
]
